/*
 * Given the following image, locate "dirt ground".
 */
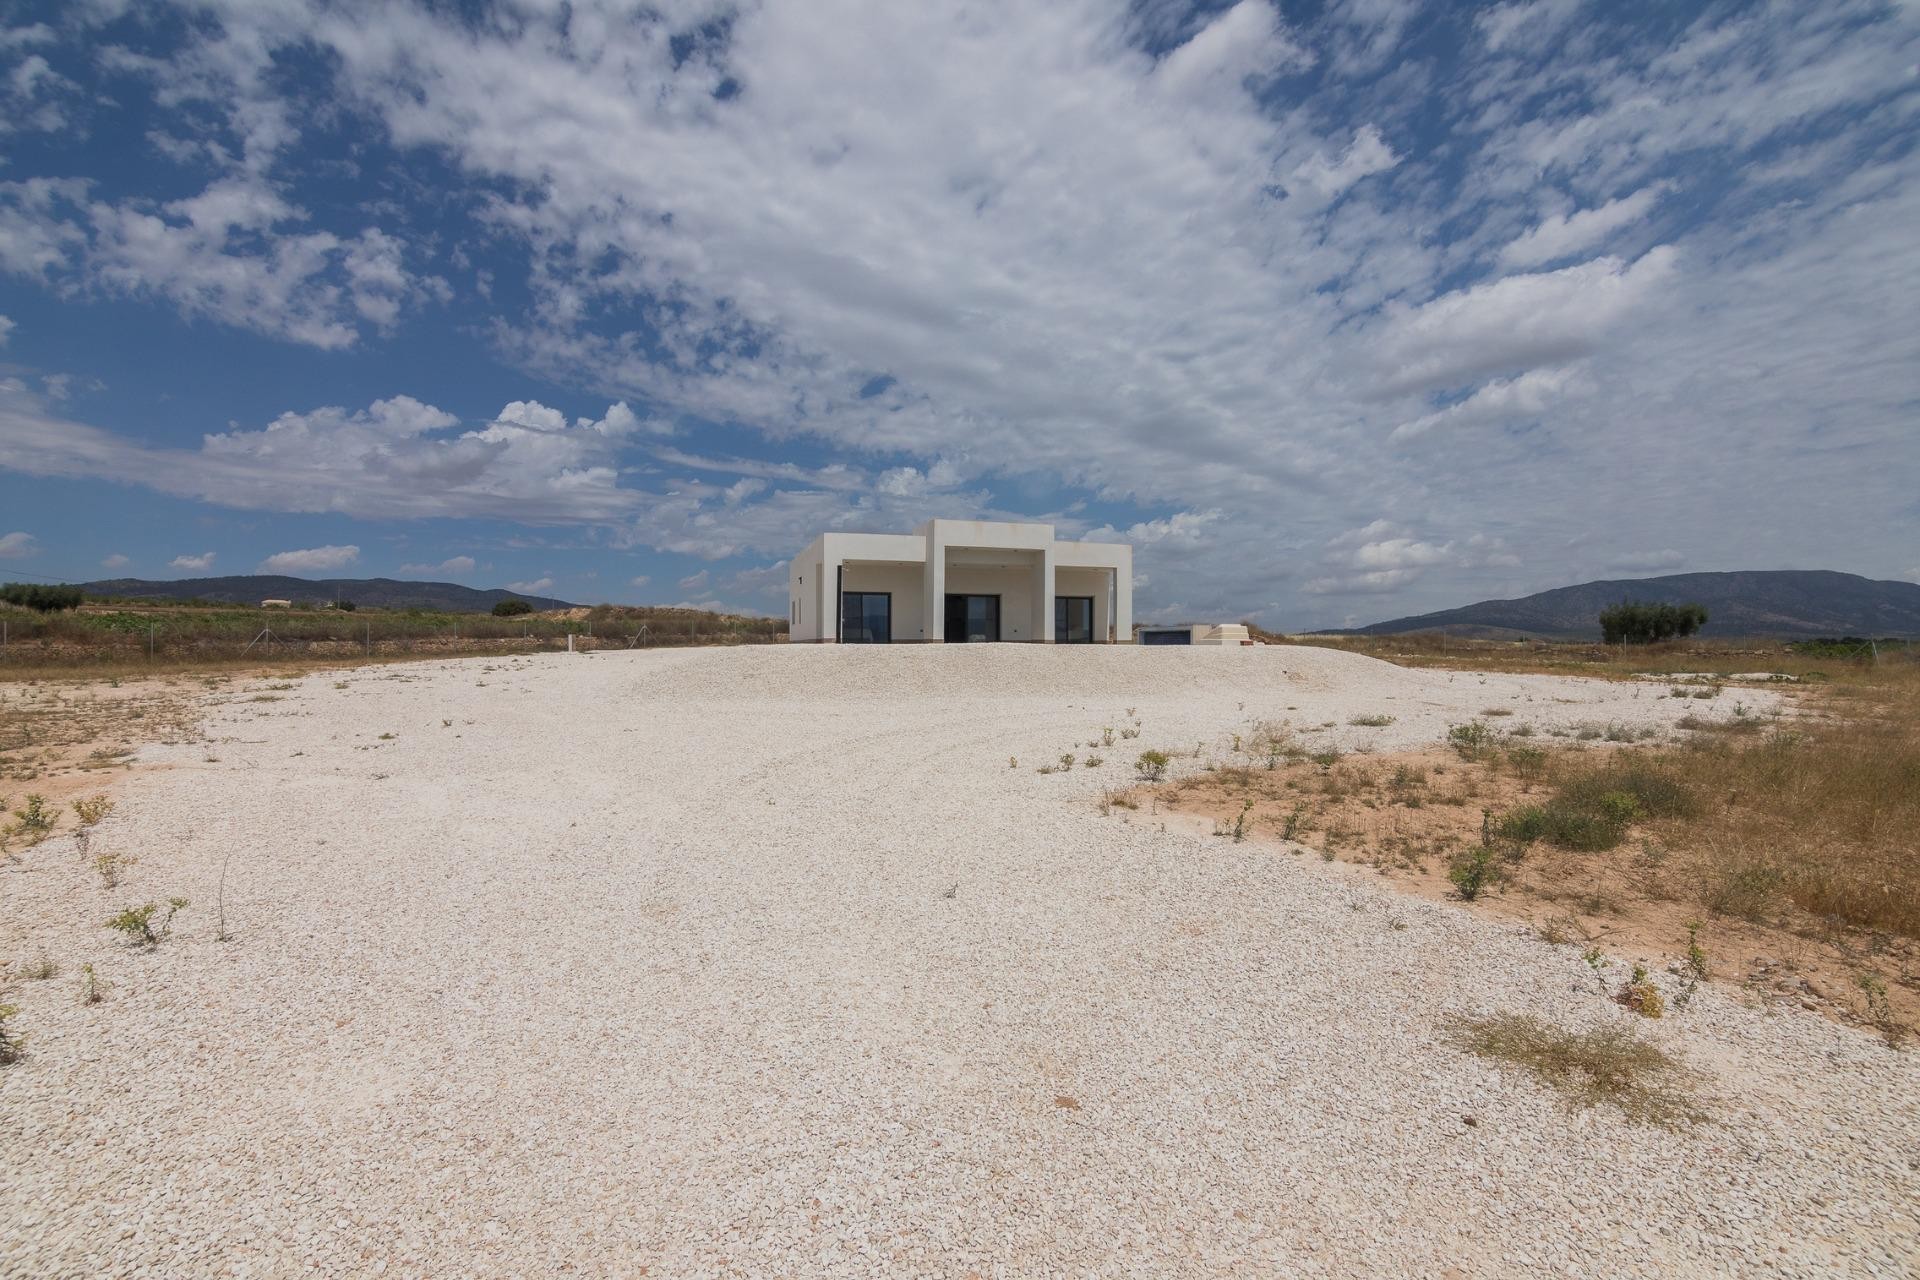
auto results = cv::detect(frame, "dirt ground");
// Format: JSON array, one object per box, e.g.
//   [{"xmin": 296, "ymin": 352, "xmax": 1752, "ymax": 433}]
[
  {"xmin": 0, "ymin": 673, "xmax": 207, "ymax": 838},
  {"xmin": 1139, "ymin": 721, "xmax": 1920, "ymax": 1038}
]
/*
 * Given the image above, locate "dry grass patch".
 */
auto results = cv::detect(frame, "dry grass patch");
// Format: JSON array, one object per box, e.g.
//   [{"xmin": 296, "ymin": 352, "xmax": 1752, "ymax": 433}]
[
  {"xmin": 1152, "ymin": 654, "xmax": 1920, "ymax": 1041},
  {"xmin": 1446, "ymin": 1012, "xmax": 1704, "ymax": 1127}
]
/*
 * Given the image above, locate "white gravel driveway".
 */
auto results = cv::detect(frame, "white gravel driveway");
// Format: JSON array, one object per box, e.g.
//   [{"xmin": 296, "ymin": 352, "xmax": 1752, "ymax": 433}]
[{"xmin": 3, "ymin": 645, "xmax": 1914, "ymax": 1278}]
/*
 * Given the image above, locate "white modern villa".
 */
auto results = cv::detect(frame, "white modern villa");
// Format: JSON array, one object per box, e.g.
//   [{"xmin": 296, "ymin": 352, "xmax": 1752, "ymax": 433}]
[{"xmin": 788, "ymin": 519, "xmax": 1132, "ymax": 643}]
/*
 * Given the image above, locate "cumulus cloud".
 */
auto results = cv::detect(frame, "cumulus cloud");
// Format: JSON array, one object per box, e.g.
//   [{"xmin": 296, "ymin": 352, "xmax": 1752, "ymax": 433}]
[
  {"xmin": 101, "ymin": 552, "xmax": 130, "ymax": 569},
  {"xmin": 0, "ymin": 314, "xmax": 12, "ymax": 345},
  {"xmin": 259, "ymin": 544, "xmax": 358, "ymax": 573},
  {"xmin": 0, "ymin": 530, "xmax": 38, "ymax": 558},
  {"xmin": 0, "ymin": 385, "xmax": 647, "ymax": 522},
  {"xmin": 1304, "ymin": 521, "xmax": 1519, "ymax": 595},
  {"xmin": 169, "ymin": 552, "xmax": 215, "ymax": 571},
  {"xmin": 1, "ymin": 2, "xmax": 1917, "ymax": 627},
  {"xmin": 505, "ymin": 577, "xmax": 554, "ymax": 594}
]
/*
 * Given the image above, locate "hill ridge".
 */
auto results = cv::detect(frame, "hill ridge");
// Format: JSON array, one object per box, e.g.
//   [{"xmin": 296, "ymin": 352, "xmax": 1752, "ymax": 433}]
[
  {"xmin": 1332, "ymin": 570, "xmax": 1920, "ymax": 639},
  {"xmin": 75, "ymin": 575, "xmax": 576, "ymax": 614}
]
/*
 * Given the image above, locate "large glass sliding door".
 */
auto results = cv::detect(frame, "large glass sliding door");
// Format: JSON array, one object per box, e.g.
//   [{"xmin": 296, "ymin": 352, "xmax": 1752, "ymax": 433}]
[
  {"xmin": 944, "ymin": 594, "xmax": 1001, "ymax": 642},
  {"xmin": 1055, "ymin": 596, "xmax": 1095, "ymax": 643},
  {"xmin": 840, "ymin": 591, "xmax": 892, "ymax": 643}
]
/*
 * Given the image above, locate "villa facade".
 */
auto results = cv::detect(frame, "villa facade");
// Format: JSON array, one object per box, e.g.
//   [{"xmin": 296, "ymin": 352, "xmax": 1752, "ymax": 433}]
[{"xmin": 788, "ymin": 520, "xmax": 1132, "ymax": 643}]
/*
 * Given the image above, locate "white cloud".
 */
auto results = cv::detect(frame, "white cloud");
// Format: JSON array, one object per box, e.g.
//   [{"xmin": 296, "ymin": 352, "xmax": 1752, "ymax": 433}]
[
  {"xmin": 0, "ymin": 530, "xmax": 38, "ymax": 558},
  {"xmin": 0, "ymin": 386, "xmax": 645, "ymax": 522},
  {"xmin": 0, "ymin": 314, "xmax": 12, "ymax": 345},
  {"xmin": 1500, "ymin": 187, "xmax": 1667, "ymax": 269},
  {"xmin": 627, "ymin": 574, "xmax": 650, "ymax": 588},
  {"xmin": 1371, "ymin": 248, "xmax": 1677, "ymax": 396},
  {"xmin": 1304, "ymin": 521, "xmax": 1519, "ymax": 595},
  {"xmin": 2, "ymin": 2, "xmax": 1918, "ymax": 627},
  {"xmin": 723, "ymin": 562, "xmax": 791, "ymax": 599},
  {"xmin": 169, "ymin": 552, "xmax": 215, "ymax": 571},
  {"xmin": 1291, "ymin": 124, "xmax": 1399, "ymax": 199},
  {"xmin": 399, "ymin": 555, "xmax": 476, "ymax": 576},
  {"xmin": 676, "ymin": 570, "xmax": 710, "ymax": 592},
  {"xmin": 1391, "ymin": 364, "xmax": 1589, "ymax": 442},
  {"xmin": 100, "ymin": 552, "xmax": 130, "ymax": 569},
  {"xmin": 505, "ymin": 577, "xmax": 554, "ymax": 595},
  {"xmin": 259, "ymin": 544, "xmax": 359, "ymax": 573}
]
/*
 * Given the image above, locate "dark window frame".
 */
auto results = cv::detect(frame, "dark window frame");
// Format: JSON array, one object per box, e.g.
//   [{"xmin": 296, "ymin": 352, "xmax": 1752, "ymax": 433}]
[
  {"xmin": 1055, "ymin": 595, "xmax": 1096, "ymax": 644},
  {"xmin": 840, "ymin": 590, "xmax": 893, "ymax": 644},
  {"xmin": 944, "ymin": 593, "xmax": 1002, "ymax": 643}
]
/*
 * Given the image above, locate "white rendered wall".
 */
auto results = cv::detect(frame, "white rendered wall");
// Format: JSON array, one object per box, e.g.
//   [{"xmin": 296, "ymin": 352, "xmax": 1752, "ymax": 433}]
[
  {"xmin": 1054, "ymin": 566, "xmax": 1111, "ymax": 641},
  {"xmin": 841, "ymin": 562, "xmax": 928, "ymax": 640},
  {"xmin": 943, "ymin": 564, "xmax": 1041, "ymax": 641}
]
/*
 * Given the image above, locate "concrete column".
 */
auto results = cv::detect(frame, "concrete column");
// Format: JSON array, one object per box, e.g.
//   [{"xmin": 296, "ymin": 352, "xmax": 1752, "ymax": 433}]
[
  {"xmin": 922, "ymin": 527, "xmax": 945, "ymax": 642},
  {"xmin": 1092, "ymin": 573, "xmax": 1112, "ymax": 644},
  {"xmin": 1037, "ymin": 548, "xmax": 1056, "ymax": 642},
  {"xmin": 817, "ymin": 554, "xmax": 840, "ymax": 642},
  {"xmin": 1113, "ymin": 565, "xmax": 1133, "ymax": 643}
]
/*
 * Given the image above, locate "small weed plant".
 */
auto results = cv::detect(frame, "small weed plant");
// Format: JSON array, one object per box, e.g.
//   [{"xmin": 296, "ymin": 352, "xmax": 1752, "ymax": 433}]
[
  {"xmin": 6, "ymin": 794, "xmax": 56, "ymax": 846},
  {"xmin": 107, "ymin": 897, "xmax": 188, "ymax": 947},
  {"xmin": 72, "ymin": 795, "xmax": 115, "ymax": 827},
  {"xmin": 0, "ymin": 1004, "xmax": 22, "ymax": 1065},
  {"xmin": 1617, "ymin": 965, "xmax": 1665, "ymax": 1018},
  {"xmin": 1135, "ymin": 750, "xmax": 1170, "ymax": 782},
  {"xmin": 94, "ymin": 851, "xmax": 136, "ymax": 888}
]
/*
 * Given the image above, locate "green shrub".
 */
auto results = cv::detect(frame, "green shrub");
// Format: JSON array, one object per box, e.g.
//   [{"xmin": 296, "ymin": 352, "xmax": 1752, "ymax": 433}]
[
  {"xmin": 0, "ymin": 583, "xmax": 83, "ymax": 612},
  {"xmin": 1598, "ymin": 600, "xmax": 1708, "ymax": 644},
  {"xmin": 491, "ymin": 598, "xmax": 534, "ymax": 617},
  {"xmin": 1448, "ymin": 722, "xmax": 1494, "ymax": 757},
  {"xmin": 1135, "ymin": 750, "xmax": 1170, "ymax": 782},
  {"xmin": 1448, "ymin": 847, "xmax": 1500, "ymax": 900},
  {"xmin": 1556, "ymin": 762, "xmax": 1694, "ymax": 821},
  {"xmin": 1495, "ymin": 806, "xmax": 1550, "ymax": 845}
]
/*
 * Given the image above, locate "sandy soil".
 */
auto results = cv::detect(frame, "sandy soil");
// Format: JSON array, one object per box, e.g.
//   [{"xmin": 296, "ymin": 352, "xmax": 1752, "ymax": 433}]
[{"xmin": 2, "ymin": 645, "xmax": 1913, "ymax": 1278}]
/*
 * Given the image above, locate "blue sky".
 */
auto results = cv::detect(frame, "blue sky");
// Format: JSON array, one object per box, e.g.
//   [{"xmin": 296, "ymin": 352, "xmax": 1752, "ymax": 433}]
[{"xmin": 1, "ymin": 0, "xmax": 1916, "ymax": 626}]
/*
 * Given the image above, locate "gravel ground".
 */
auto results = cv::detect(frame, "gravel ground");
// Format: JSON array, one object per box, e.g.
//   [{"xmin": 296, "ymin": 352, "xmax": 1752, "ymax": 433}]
[{"xmin": 3, "ymin": 644, "xmax": 1914, "ymax": 1278}]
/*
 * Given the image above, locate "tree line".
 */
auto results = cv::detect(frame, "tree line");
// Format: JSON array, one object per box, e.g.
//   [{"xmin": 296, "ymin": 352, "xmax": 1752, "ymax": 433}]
[{"xmin": 1598, "ymin": 600, "xmax": 1708, "ymax": 644}]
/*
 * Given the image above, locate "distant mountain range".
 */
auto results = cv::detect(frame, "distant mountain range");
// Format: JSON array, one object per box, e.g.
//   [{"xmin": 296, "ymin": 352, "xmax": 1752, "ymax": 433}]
[
  {"xmin": 78, "ymin": 575, "xmax": 576, "ymax": 614},
  {"xmin": 1331, "ymin": 570, "xmax": 1920, "ymax": 639}
]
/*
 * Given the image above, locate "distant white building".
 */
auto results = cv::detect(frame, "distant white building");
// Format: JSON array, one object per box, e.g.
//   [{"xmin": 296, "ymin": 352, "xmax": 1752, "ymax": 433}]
[
  {"xmin": 260, "ymin": 599, "xmax": 292, "ymax": 609},
  {"xmin": 789, "ymin": 519, "xmax": 1132, "ymax": 643}
]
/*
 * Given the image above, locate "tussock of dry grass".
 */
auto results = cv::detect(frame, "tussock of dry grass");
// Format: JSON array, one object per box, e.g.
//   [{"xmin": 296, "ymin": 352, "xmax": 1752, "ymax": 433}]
[
  {"xmin": 1446, "ymin": 1012, "xmax": 1704, "ymax": 1127},
  {"xmin": 1652, "ymin": 666, "xmax": 1920, "ymax": 935}
]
